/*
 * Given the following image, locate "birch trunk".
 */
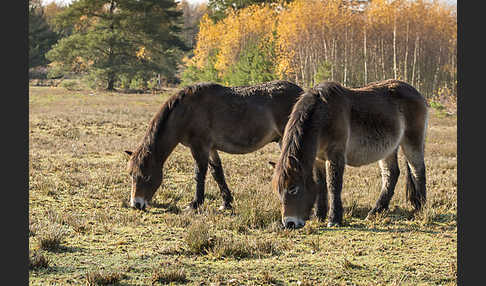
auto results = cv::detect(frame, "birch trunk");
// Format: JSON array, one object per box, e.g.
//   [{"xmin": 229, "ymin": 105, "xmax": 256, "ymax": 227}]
[{"xmin": 363, "ymin": 26, "xmax": 367, "ymax": 84}]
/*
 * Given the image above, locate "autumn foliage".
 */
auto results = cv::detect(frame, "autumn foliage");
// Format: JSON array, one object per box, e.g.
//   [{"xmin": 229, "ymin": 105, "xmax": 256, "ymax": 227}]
[{"xmin": 184, "ymin": 0, "xmax": 456, "ymax": 97}]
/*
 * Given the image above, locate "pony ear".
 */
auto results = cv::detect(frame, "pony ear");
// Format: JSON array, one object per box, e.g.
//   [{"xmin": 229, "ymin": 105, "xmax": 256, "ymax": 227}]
[
  {"xmin": 124, "ymin": 150, "xmax": 133, "ymax": 156},
  {"xmin": 268, "ymin": 161, "xmax": 276, "ymax": 168}
]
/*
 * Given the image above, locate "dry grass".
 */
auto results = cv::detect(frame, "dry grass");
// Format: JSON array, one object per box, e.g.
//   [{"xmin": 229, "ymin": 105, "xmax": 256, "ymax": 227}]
[
  {"xmin": 29, "ymin": 251, "xmax": 49, "ymax": 270},
  {"xmin": 85, "ymin": 269, "xmax": 124, "ymax": 285},
  {"xmin": 35, "ymin": 223, "xmax": 68, "ymax": 252},
  {"xmin": 29, "ymin": 87, "xmax": 457, "ymax": 285},
  {"xmin": 150, "ymin": 263, "xmax": 188, "ymax": 284}
]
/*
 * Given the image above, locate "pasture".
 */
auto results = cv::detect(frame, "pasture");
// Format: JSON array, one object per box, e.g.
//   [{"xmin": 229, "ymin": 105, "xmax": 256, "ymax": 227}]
[{"xmin": 29, "ymin": 86, "xmax": 456, "ymax": 285}]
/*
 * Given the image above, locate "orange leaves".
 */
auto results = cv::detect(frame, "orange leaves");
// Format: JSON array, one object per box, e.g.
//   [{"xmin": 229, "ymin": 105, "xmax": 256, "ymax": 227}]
[
  {"xmin": 192, "ymin": 14, "xmax": 222, "ymax": 69},
  {"xmin": 192, "ymin": 4, "xmax": 276, "ymax": 76},
  {"xmin": 190, "ymin": 0, "xmax": 456, "ymax": 92},
  {"xmin": 136, "ymin": 46, "xmax": 151, "ymax": 60}
]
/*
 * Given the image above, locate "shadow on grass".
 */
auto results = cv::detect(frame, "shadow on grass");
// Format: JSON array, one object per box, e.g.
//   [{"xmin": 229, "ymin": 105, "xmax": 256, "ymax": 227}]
[
  {"xmin": 149, "ymin": 202, "xmax": 181, "ymax": 214},
  {"xmin": 344, "ymin": 205, "xmax": 415, "ymax": 220},
  {"xmin": 320, "ymin": 226, "xmax": 439, "ymax": 235},
  {"xmin": 49, "ymin": 245, "xmax": 85, "ymax": 254}
]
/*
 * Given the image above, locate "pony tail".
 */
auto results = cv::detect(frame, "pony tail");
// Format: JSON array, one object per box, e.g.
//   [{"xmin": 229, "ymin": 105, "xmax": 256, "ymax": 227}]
[
  {"xmin": 405, "ymin": 162, "xmax": 415, "ymax": 205},
  {"xmin": 405, "ymin": 160, "xmax": 426, "ymax": 210}
]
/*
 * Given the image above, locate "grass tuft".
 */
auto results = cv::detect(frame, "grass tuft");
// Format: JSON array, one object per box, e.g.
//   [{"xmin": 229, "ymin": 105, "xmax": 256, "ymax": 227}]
[
  {"xmin": 341, "ymin": 258, "xmax": 363, "ymax": 270},
  {"xmin": 150, "ymin": 267, "xmax": 187, "ymax": 284},
  {"xmin": 85, "ymin": 270, "xmax": 124, "ymax": 285},
  {"xmin": 29, "ymin": 251, "xmax": 49, "ymax": 270},
  {"xmin": 184, "ymin": 220, "xmax": 214, "ymax": 254},
  {"xmin": 36, "ymin": 224, "xmax": 67, "ymax": 251}
]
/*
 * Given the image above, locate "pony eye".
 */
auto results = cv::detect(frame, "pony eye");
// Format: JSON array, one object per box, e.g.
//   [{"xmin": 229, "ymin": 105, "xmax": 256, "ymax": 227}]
[
  {"xmin": 142, "ymin": 175, "xmax": 151, "ymax": 182},
  {"xmin": 287, "ymin": 186, "xmax": 299, "ymax": 195}
]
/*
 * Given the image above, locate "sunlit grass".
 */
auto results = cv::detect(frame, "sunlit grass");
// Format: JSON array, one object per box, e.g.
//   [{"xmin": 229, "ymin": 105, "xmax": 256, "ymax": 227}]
[{"xmin": 29, "ymin": 86, "xmax": 457, "ymax": 285}]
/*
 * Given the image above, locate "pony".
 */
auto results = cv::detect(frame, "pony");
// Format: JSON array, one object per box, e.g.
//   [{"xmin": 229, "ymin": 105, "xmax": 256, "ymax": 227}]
[
  {"xmin": 272, "ymin": 79, "xmax": 428, "ymax": 228},
  {"xmin": 125, "ymin": 80, "xmax": 305, "ymax": 211}
]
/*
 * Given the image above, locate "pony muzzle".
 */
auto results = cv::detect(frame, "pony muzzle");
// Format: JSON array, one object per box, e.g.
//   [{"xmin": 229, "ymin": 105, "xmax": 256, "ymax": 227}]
[
  {"xmin": 130, "ymin": 197, "xmax": 147, "ymax": 210},
  {"xmin": 282, "ymin": 216, "xmax": 305, "ymax": 229}
]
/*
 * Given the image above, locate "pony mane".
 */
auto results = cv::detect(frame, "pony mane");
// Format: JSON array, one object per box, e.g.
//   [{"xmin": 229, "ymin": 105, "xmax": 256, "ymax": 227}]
[
  {"xmin": 273, "ymin": 81, "xmax": 346, "ymax": 190},
  {"xmin": 231, "ymin": 80, "xmax": 301, "ymax": 97},
  {"xmin": 129, "ymin": 82, "xmax": 223, "ymax": 176},
  {"xmin": 274, "ymin": 90, "xmax": 320, "ymax": 188}
]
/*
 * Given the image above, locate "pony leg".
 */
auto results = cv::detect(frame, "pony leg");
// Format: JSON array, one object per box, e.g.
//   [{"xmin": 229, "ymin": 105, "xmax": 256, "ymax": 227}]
[
  {"xmin": 326, "ymin": 153, "xmax": 345, "ymax": 227},
  {"xmin": 209, "ymin": 150, "xmax": 233, "ymax": 210},
  {"xmin": 313, "ymin": 160, "xmax": 328, "ymax": 222},
  {"xmin": 401, "ymin": 138, "xmax": 427, "ymax": 212},
  {"xmin": 367, "ymin": 149, "xmax": 400, "ymax": 218},
  {"xmin": 188, "ymin": 146, "xmax": 210, "ymax": 210}
]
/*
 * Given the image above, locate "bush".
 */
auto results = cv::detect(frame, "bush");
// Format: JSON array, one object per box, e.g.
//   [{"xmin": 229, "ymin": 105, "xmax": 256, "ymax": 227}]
[
  {"xmin": 313, "ymin": 61, "xmax": 332, "ymax": 86},
  {"xmin": 60, "ymin": 80, "xmax": 81, "ymax": 91},
  {"xmin": 223, "ymin": 41, "xmax": 277, "ymax": 86},
  {"xmin": 180, "ymin": 53, "xmax": 221, "ymax": 86},
  {"xmin": 129, "ymin": 75, "xmax": 147, "ymax": 90}
]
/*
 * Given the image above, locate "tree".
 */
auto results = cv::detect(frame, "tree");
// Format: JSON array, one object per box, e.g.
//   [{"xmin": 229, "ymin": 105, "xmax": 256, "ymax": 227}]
[
  {"xmin": 224, "ymin": 41, "xmax": 277, "ymax": 85},
  {"xmin": 187, "ymin": 0, "xmax": 456, "ymax": 97},
  {"xmin": 46, "ymin": 0, "xmax": 188, "ymax": 90},
  {"xmin": 185, "ymin": 3, "xmax": 278, "ymax": 85},
  {"xmin": 207, "ymin": 0, "xmax": 289, "ymax": 21},
  {"xmin": 179, "ymin": 0, "xmax": 207, "ymax": 49},
  {"xmin": 29, "ymin": 0, "xmax": 59, "ymax": 68}
]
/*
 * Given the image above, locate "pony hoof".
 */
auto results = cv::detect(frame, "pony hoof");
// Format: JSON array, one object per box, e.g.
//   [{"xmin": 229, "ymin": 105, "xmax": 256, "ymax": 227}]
[
  {"xmin": 183, "ymin": 206, "xmax": 193, "ymax": 213},
  {"xmin": 327, "ymin": 221, "xmax": 341, "ymax": 227},
  {"xmin": 315, "ymin": 213, "xmax": 327, "ymax": 222},
  {"xmin": 218, "ymin": 204, "xmax": 233, "ymax": 211},
  {"xmin": 183, "ymin": 203, "xmax": 198, "ymax": 213},
  {"xmin": 365, "ymin": 211, "xmax": 377, "ymax": 220}
]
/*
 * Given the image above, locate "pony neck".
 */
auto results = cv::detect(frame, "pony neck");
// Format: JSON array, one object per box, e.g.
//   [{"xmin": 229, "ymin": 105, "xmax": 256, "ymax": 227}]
[
  {"xmin": 279, "ymin": 101, "xmax": 320, "ymax": 182},
  {"xmin": 139, "ymin": 108, "xmax": 180, "ymax": 168},
  {"xmin": 154, "ymin": 135, "xmax": 178, "ymax": 166}
]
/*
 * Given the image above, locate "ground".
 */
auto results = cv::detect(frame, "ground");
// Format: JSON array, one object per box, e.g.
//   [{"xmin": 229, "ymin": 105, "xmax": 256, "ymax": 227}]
[{"xmin": 29, "ymin": 86, "xmax": 456, "ymax": 285}]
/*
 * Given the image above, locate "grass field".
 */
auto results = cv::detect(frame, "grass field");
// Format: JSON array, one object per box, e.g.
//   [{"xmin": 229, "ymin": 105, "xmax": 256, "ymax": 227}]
[{"xmin": 29, "ymin": 86, "xmax": 457, "ymax": 285}]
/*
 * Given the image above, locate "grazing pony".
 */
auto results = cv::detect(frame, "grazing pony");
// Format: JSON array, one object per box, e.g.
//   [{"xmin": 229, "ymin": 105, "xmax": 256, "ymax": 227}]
[
  {"xmin": 125, "ymin": 80, "xmax": 304, "ymax": 211},
  {"xmin": 272, "ymin": 79, "xmax": 428, "ymax": 228}
]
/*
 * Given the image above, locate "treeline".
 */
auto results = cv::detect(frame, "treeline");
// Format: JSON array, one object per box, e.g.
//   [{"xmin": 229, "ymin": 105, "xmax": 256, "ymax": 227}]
[
  {"xmin": 28, "ymin": 0, "xmax": 207, "ymax": 90},
  {"xmin": 29, "ymin": 0, "xmax": 456, "ymax": 98},
  {"xmin": 183, "ymin": 0, "xmax": 456, "ymax": 97}
]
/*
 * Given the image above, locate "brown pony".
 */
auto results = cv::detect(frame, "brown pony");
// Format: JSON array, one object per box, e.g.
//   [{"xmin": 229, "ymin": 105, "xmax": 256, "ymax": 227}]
[
  {"xmin": 125, "ymin": 80, "xmax": 304, "ymax": 211},
  {"xmin": 272, "ymin": 79, "xmax": 428, "ymax": 229}
]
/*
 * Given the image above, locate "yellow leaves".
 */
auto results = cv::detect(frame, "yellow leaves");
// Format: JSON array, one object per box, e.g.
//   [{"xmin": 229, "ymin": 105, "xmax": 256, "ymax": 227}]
[
  {"xmin": 192, "ymin": 14, "xmax": 222, "ymax": 69},
  {"xmin": 192, "ymin": 5, "xmax": 277, "ymax": 76},
  {"xmin": 136, "ymin": 46, "xmax": 150, "ymax": 60},
  {"xmin": 74, "ymin": 14, "xmax": 99, "ymax": 32},
  {"xmin": 190, "ymin": 0, "xmax": 456, "ymax": 86}
]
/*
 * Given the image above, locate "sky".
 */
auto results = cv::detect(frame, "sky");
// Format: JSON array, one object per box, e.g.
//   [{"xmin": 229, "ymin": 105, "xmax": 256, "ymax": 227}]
[
  {"xmin": 42, "ymin": 0, "xmax": 457, "ymax": 6},
  {"xmin": 42, "ymin": 0, "xmax": 209, "ymax": 5}
]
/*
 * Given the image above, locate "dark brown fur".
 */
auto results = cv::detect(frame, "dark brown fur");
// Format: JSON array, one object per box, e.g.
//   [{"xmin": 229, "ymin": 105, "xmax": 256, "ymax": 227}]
[
  {"xmin": 272, "ymin": 79, "xmax": 428, "ymax": 228},
  {"xmin": 126, "ymin": 80, "xmax": 303, "ymax": 211}
]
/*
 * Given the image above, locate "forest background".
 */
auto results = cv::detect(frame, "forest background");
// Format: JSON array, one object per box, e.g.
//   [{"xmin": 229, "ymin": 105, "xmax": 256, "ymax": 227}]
[{"xmin": 29, "ymin": 0, "xmax": 457, "ymax": 104}]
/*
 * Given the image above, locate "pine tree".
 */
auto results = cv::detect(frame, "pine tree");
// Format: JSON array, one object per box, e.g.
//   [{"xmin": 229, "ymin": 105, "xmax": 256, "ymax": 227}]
[
  {"xmin": 46, "ymin": 0, "xmax": 188, "ymax": 90},
  {"xmin": 29, "ymin": 0, "xmax": 58, "ymax": 68}
]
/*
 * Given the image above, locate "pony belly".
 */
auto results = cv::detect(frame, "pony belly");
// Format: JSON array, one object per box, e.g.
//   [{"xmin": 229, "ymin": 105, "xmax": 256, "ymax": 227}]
[
  {"xmin": 345, "ymin": 112, "xmax": 405, "ymax": 166},
  {"xmin": 345, "ymin": 131, "xmax": 403, "ymax": 167},
  {"xmin": 214, "ymin": 133, "xmax": 276, "ymax": 154},
  {"xmin": 345, "ymin": 146, "xmax": 395, "ymax": 167}
]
